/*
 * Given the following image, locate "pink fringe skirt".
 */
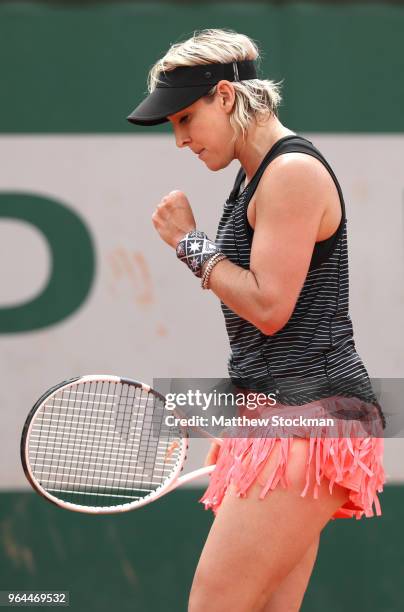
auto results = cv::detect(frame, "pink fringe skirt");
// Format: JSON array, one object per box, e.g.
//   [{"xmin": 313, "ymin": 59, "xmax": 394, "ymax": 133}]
[{"xmin": 199, "ymin": 394, "xmax": 386, "ymax": 520}]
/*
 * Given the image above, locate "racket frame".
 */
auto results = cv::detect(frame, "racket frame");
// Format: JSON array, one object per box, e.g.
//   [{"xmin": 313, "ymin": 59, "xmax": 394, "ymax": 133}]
[{"xmin": 21, "ymin": 375, "xmax": 219, "ymax": 514}]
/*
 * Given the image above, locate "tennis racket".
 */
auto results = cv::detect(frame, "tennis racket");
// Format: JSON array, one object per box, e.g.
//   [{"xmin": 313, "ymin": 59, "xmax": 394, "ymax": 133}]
[{"xmin": 21, "ymin": 375, "xmax": 223, "ymax": 514}]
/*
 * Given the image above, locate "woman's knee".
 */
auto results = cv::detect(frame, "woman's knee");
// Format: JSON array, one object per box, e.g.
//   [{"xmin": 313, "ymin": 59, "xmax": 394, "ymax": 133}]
[{"xmin": 188, "ymin": 569, "xmax": 266, "ymax": 612}]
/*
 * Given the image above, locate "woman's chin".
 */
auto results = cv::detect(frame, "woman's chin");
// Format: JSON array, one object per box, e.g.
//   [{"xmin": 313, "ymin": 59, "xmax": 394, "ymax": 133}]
[{"xmin": 203, "ymin": 156, "xmax": 228, "ymax": 171}]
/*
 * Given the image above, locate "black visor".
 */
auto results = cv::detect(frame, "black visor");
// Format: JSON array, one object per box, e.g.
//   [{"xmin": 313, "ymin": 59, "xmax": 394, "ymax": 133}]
[{"xmin": 127, "ymin": 60, "xmax": 257, "ymax": 126}]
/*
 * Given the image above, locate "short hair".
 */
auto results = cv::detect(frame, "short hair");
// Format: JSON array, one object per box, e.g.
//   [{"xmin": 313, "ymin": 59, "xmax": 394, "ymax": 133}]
[{"xmin": 147, "ymin": 28, "xmax": 284, "ymax": 142}]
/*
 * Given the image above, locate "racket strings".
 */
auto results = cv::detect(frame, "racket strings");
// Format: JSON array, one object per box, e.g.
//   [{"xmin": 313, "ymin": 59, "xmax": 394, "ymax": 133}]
[{"xmin": 27, "ymin": 380, "xmax": 183, "ymax": 508}]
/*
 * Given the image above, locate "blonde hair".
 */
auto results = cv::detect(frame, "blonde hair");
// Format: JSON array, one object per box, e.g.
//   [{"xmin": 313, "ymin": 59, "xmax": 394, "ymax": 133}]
[{"xmin": 147, "ymin": 28, "xmax": 283, "ymax": 142}]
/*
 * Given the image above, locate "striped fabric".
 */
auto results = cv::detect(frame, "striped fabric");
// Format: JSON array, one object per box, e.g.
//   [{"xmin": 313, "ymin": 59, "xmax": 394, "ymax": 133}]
[{"xmin": 216, "ymin": 135, "xmax": 386, "ymax": 426}]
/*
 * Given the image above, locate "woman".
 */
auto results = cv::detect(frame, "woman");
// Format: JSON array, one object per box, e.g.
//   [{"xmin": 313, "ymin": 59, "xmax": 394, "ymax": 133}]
[{"xmin": 127, "ymin": 28, "xmax": 386, "ymax": 612}]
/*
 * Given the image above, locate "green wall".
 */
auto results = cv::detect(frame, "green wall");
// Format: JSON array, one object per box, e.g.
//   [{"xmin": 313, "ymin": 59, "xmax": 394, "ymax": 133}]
[
  {"xmin": 0, "ymin": 1, "xmax": 403, "ymax": 133},
  {"xmin": 0, "ymin": 487, "xmax": 403, "ymax": 611}
]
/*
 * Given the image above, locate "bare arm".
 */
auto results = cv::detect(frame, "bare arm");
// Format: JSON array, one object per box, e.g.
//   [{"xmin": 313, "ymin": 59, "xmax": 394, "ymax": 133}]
[{"xmin": 202, "ymin": 154, "xmax": 329, "ymax": 335}]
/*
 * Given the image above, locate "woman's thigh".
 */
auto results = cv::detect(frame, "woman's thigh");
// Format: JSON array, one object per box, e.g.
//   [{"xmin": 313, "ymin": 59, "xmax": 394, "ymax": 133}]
[
  {"xmin": 262, "ymin": 534, "xmax": 320, "ymax": 612},
  {"xmin": 188, "ymin": 439, "xmax": 349, "ymax": 612}
]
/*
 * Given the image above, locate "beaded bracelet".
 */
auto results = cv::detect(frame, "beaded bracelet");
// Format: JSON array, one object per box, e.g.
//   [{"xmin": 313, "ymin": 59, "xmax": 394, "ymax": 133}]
[
  {"xmin": 176, "ymin": 230, "xmax": 222, "ymax": 278},
  {"xmin": 201, "ymin": 253, "xmax": 227, "ymax": 289}
]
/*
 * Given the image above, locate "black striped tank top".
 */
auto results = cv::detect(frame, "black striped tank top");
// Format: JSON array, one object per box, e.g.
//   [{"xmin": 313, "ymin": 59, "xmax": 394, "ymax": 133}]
[{"xmin": 216, "ymin": 134, "xmax": 385, "ymax": 427}]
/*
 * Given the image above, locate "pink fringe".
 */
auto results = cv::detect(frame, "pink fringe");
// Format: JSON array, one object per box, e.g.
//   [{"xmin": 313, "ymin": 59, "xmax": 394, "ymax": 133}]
[{"xmin": 199, "ymin": 395, "xmax": 386, "ymax": 520}]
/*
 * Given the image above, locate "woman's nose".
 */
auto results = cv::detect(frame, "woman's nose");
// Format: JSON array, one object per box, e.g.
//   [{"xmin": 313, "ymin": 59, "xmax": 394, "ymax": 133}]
[{"xmin": 175, "ymin": 128, "xmax": 191, "ymax": 148}]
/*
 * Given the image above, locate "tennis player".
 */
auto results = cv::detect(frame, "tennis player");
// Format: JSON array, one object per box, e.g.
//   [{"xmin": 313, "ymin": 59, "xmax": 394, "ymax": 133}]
[{"xmin": 127, "ymin": 28, "xmax": 386, "ymax": 612}]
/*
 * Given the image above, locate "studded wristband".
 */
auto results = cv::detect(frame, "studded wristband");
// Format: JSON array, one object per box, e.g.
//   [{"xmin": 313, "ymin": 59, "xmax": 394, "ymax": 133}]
[{"xmin": 176, "ymin": 230, "xmax": 222, "ymax": 278}]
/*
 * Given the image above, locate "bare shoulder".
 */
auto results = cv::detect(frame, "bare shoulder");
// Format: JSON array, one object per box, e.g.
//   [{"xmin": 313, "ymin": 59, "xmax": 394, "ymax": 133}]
[
  {"xmin": 259, "ymin": 151, "xmax": 337, "ymax": 196},
  {"xmin": 248, "ymin": 151, "xmax": 342, "ymax": 241},
  {"xmin": 253, "ymin": 153, "xmax": 331, "ymax": 221}
]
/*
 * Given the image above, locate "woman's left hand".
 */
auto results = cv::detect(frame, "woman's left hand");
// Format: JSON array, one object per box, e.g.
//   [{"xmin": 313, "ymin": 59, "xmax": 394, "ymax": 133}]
[{"xmin": 152, "ymin": 190, "xmax": 196, "ymax": 249}]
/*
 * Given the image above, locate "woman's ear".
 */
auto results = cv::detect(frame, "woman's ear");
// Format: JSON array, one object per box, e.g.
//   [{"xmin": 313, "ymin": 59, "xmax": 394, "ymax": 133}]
[{"xmin": 216, "ymin": 81, "xmax": 236, "ymax": 116}]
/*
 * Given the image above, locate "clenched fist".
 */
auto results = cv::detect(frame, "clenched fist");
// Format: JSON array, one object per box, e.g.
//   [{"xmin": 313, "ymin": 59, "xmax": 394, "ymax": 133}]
[{"xmin": 152, "ymin": 190, "xmax": 196, "ymax": 249}]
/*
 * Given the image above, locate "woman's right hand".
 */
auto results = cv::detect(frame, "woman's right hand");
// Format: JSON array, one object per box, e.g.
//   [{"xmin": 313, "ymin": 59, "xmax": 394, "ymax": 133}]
[{"xmin": 204, "ymin": 441, "xmax": 221, "ymax": 467}]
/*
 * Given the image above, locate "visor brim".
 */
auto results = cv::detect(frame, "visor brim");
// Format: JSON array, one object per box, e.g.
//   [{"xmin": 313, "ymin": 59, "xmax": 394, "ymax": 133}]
[{"xmin": 126, "ymin": 83, "xmax": 214, "ymax": 126}]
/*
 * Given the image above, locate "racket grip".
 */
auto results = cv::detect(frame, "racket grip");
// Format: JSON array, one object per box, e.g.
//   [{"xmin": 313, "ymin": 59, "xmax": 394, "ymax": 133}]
[{"xmin": 175, "ymin": 464, "xmax": 217, "ymax": 488}]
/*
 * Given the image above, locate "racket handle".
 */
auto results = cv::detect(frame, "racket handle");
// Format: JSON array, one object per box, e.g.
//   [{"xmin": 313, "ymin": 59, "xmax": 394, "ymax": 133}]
[
  {"xmin": 179, "ymin": 464, "xmax": 217, "ymax": 485},
  {"xmin": 163, "ymin": 437, "xmax": 223, "ymax": 495},
  {"xmin": 168, "ymin": 464, "xmax": 217, "ymax": 492}
]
